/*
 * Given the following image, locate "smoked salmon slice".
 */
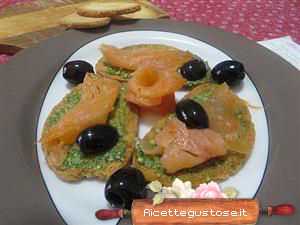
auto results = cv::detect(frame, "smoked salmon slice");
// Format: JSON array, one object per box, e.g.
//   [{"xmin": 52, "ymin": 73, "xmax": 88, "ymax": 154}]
[
  {"xmin": 126, "ymin": 67, "xmax": 185, "ymax": 107},
  {"xmin": 127, "ymin": 67, "xmax": 185, "ymax": 98},
  {"xmin": 186, "ymin": 83, "xmax": 255, "ymax": 154},
  {"xmin": 100, "ymin": 44, "xmax": 192, "ymax": 107},
  {"xmin": 41, "ymin": 74, "xmax": 120, "ymax": 149},
  {"xmin": 139, "ymin": 94, "xmax": 176, "ymax": 115},
  {"xmin": 144, "ymin": 118, "xmax": 227, "ymax": 174},
  {"xmin": 100, "ymin": 44, "xmax": 193, "ymax": 71}
]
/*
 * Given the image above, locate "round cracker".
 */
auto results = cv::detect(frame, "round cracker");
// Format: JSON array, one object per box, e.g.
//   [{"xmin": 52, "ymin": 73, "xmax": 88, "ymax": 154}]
[
  {"xmin": 77, "ymin": 2, "xmax": 141, "ymax": 18},
  {"xmin": 60, "ymin": 13, "xmax": 111, "ymax": 29},
  {"xmin": 132, "ymin": 83, "xmax": 255, "ymax": 187}
]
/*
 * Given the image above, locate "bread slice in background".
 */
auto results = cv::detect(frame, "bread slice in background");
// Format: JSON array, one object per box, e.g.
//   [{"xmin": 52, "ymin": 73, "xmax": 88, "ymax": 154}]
[
  {"xmin": 113, "ymin": 0, "xmax": 169, "ymax": 20},
  {"xmin": 77, "ymin": 2, "xmax": 141, "ymax": 18},
  {"xmin": 60, "ymin": 13, "xmax": 111, "ymax": 29}
]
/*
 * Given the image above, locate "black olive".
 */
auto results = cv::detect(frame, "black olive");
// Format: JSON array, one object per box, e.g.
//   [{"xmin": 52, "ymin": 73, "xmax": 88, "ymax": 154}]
[
  {"xmin": 211, "ymin": 60, "xmax": 245, "ymax": 86},
  {"xmin": 63, "ymin": 60, "xmax": 94, "ymax": 85},
  {"xmin": 105, "ymin": 167, "xmax": 147, "ymax": 209},
  {"xmin": 180, "ymin": 59, "xmax": 207, "ymax": 81},
  {"xmin": 76, "ymin": 125, "xmax": 119, "ymax": 155},
  {"xmin": 176, "ymin": 99, "xmax": 209, "ymax": 129}
]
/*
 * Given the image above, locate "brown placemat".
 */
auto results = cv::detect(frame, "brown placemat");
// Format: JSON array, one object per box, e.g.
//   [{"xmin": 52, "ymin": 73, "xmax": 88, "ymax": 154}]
[{"xmin": 0, "ymin": 0, "xmax": 168, "ymax": 48}]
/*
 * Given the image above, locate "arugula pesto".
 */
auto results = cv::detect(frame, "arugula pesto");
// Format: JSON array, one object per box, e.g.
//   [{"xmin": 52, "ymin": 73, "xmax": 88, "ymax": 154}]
[
  {"xmin": 109, "ymin": 87, "xmax": 129, "ymax": 137},
  {"xmin": 105, "ymin": 63, "xmax": 132, "ymax": 79},
  {"xmin": 136, "ymin": 141, "xmax": 164, "ymax": 174},
  {"xmin": 235, "ymin": 108, "xmax": 250, "ymax": 137},
  {"xmin": 45, "ymin": 89, "xmax": 81, "ymax": 128},
  {"xmin": 63, "ymin": 141, "xmax": 126, "ymax": 169},
  {"xmin": 192, "ymin": 89, "xmax": 214, "ymax": 104}
]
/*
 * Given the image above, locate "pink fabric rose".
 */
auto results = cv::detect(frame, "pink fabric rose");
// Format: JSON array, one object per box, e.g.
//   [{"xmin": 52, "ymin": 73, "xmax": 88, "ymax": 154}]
[
  {"xmin": 0, "ymin": 54, "xmax": 11, "ymax": 64},
  {"xmin": 193, "ymin": 181, "xmax": 227, "ymax": 198}
]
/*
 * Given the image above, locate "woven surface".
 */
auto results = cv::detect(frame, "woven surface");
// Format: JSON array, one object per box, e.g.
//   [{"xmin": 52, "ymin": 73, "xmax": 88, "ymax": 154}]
[{"xmin": 151, "ymin": 0, "xmax": 300, "ymax": 43}]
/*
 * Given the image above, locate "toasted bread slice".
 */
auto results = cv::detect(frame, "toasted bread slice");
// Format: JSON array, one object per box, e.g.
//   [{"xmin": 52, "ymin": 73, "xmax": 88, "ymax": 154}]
[
  {"xmin": 113, "ymin": 0, "xmax": 168, "ymax": 20},
  {"xmin": 60, "ymin": 13, "xmax": 111, "ymax": 29},
  {"xmin": 41, "ymin": 77, "xmax": 138, "ymax": 181},
  {"xmin": 77, "ymin": 2, "xmax": 141, "ymax": 18},
  {"xmin": 133, "ymin": 83, "xmax": 255, "ymax": 187}
]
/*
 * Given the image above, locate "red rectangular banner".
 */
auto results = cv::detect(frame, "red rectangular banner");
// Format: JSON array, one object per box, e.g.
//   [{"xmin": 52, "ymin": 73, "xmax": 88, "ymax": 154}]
[{"xmin": 132, "ymin": 199, "xmax": 259, "ymax": 225}]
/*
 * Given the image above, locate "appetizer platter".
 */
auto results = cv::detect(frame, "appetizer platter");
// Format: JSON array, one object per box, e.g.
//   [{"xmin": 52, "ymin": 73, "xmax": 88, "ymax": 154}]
[
  {"xmin": 37, "ymin": 31, "xmax": 268, "ymax": 225},
  {"xmin": 0, "ymin": 20, "xmax": 299, "ymax": 225}
]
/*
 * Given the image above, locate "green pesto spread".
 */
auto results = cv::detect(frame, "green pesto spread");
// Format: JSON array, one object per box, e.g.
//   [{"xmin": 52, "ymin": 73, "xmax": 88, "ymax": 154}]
[
  {"xmin": 44, "ymin": 86, "xmax": 130, "ymax": 170},
  {"xmin": 45, "ymin": 89, "xmax": 81, "ymax": 128},
  {"xmin": 109, "ymin": 88, "xmax": 129, "ymax": 137},
  {"xmin": 192, "ymin": 89, "xmax": 214, "ymax": 104},
  {"xmin": 136, "ymin": 141, "xmax": 164, "ymax": 174},
  {"xmin": 235, "ymin": 108, "xmax": 251, "ymax": 137},
  {"xmin": 105, "ymin": 63, "xmax": 132, "ymax": 79},
  {"xmin": 62, "ymin": 141, "xmax": 126, "ymax": 169}
]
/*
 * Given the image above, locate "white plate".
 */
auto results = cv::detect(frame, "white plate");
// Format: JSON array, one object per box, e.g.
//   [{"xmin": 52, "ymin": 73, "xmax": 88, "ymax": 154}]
[{"xmin": 36, "ymin": 31, "xmax": 269, "ymax": 225}]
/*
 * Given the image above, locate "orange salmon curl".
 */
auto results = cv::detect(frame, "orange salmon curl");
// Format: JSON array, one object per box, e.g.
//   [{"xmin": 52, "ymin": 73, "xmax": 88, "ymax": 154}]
[{"xmin": 100, "ymin": 44, "xmax": 192, "ymax": 108}]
